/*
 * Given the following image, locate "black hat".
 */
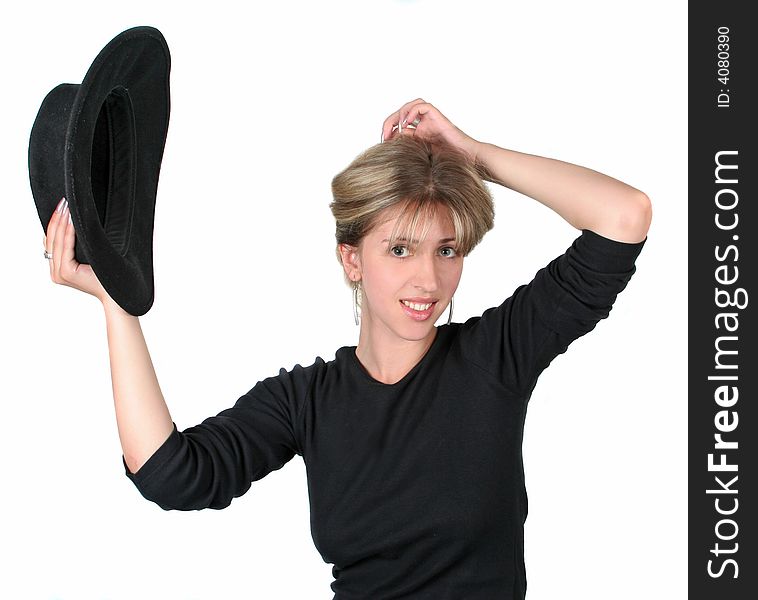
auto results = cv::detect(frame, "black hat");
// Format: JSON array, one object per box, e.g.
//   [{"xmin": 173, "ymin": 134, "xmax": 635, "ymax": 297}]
[{"xmin": 29, "ymin": 26, "xmax": 171, "ymax": 316}]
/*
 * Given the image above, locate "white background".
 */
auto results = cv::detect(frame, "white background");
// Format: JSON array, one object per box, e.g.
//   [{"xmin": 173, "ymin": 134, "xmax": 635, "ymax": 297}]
[{"xmin": 1, "ymin": 1, "xmax": 686, "ymax": 598}]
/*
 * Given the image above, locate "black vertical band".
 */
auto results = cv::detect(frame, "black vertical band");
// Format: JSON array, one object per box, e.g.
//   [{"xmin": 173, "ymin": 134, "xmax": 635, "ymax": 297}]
[{"xmin": 689, "ymin": 4, "xmax": 757, "ymax": 598}]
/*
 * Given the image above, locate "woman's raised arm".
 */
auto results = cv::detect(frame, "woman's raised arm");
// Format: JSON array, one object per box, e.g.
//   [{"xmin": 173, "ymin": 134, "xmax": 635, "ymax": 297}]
[
  {"xmin": 384, "ymin": 98, "xmax": 652, "ymax": 244},
  {"xmin": 102, "ymin": 298, "xmax": 174, "ymax": 474},
  {"xmin": 474, "ymin": 143, "xmax": 651, "ymax": 243},
  {"xmin": 45, "ymin": 197, "xmax": 173, "ymax": 474}
]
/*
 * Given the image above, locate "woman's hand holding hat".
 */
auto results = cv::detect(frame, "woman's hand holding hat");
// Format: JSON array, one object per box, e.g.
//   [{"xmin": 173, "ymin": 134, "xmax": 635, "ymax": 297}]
[
  {"xmin": 381, "ymin": 98, "xmax": 483, "ymax": 164},
  {"xmin": 44, "ymin": 197, "xmax": 112, "ymax": 307}
]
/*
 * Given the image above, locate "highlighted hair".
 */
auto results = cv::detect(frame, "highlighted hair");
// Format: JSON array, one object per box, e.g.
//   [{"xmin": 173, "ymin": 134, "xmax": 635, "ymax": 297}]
[{"xmin": 330, "ymin": 135, "xmax": 495, "ymax": 286}]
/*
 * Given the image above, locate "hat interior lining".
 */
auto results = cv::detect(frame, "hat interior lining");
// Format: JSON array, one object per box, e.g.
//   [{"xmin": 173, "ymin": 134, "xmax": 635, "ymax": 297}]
[{"xmin": 91, "ymin": 86, "xmax": 136, "ymax": 257}]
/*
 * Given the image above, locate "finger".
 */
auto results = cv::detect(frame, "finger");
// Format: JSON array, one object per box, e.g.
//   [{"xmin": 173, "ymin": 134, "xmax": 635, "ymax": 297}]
[
  {"xmin": 46, "ymin": 197, "xmax": 65, "ymax": 279},
  {"xmin": 401, "ymin": 102, "xmax": 437, "ymax": 133},
  {"xmin": 381, "ymin": 111, "xmax": 401, "ymax": 142},
  {"xmin": 397, "ymin": 98, "xmax": 428, "ymax": 132},
  {"xmin": 384, "ymin": 103, "xmax": 436, "ymax": 143},
  {"xmin": 381, "ymin": 98, "xmax": 427, "ymax": 142},
  {"xmin": 52, "ymin": 199, "xmax": 71, "ymax": 284},
  {"xmin": 397, "ymin": 127, "xmax": 417, "ymax": 138},
  {"xmin": 61, "ymin": 202, "xmax": 79, "ymax": 278},
  {"xmin": 46, "ymin": 197, "xmax": 66, "ymax": 240},
  {"xmin": 384, "ymin": 98, "xmax": 425, "ymax": 140}
]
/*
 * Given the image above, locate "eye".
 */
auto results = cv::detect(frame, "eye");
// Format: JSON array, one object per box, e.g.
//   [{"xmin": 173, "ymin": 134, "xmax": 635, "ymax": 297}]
[
  {"xmin": 440, "ymin": 246, "xmax": 458, "ymax": 258},
  {"xmin": 391, "ymin": 245, "xmax": 410, "ymax": 258}
]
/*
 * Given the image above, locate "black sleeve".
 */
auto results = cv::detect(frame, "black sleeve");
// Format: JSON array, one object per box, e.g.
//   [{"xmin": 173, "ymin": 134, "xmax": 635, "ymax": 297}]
[
  {"xmin": 457, "ymin": 229, "xmax": 647, "ymax": 396},
  {"xmin": 123, "ymin": 363, "xmax": 311, "ymax": 511}
]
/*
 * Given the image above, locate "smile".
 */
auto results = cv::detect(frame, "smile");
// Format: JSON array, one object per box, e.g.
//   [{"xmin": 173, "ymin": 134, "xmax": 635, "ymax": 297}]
[
  {"xmin": 399, "ymin": 300, "xmax": 437, "ymax": 321},
  {"xmin": 401, "ymin": 300, "xmax": 434, "ymax": 311}
]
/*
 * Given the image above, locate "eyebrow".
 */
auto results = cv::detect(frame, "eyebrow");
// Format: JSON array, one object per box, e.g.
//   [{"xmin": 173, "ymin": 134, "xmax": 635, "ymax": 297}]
[{"xmin": 381, "ymin": 237, "xmax": 457, "ymax": 244}]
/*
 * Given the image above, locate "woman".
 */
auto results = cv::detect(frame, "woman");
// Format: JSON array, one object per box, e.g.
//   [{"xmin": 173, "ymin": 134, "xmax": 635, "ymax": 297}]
[{"xmin": 44, "ymin": 98, "xmax": 651, "ymax": 598}]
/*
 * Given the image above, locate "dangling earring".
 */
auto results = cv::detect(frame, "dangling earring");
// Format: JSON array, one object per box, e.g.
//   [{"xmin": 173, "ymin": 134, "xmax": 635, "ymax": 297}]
[
  {"xmin": 352, "ymin": 279, "xmax": 362, "ymax": 326},
  {"xmin": 447, "ymin": 295, "xmax": 454, "ymax": 325}
]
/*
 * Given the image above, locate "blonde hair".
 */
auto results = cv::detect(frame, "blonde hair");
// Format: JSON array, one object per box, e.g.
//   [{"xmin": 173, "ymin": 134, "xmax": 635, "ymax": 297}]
[{"xmin": 330, "ymin": 135, "xmax": 495, "ymax": 286}]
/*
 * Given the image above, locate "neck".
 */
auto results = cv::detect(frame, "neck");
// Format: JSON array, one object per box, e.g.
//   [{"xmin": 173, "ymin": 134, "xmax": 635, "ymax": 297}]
[{"xmin": 355, "ymin": 318, "xmax": 438, "ymax": 385}]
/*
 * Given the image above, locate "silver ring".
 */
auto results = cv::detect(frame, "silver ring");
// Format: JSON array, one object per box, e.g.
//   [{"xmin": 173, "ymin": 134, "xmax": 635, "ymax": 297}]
[
  {"xmin": 44, "ymin": 250, "xmax": 53, "ymax": 260},
  {"xmin": 411, "ymin": 117, "xmax": 421, "ymax": 127}
]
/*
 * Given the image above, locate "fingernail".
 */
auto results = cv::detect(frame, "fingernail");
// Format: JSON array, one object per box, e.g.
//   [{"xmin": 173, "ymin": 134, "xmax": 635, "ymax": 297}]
[
  {"xmin": 62, "ymin": 199, "xmax": 69, "ymax": 215},
  {"xmin": 56, "ymin": 197, "xmax": 66, "ymax": 213},
  {"xmin": 68, "ymin": 212, "xmax": 73, "ymax": 225}
]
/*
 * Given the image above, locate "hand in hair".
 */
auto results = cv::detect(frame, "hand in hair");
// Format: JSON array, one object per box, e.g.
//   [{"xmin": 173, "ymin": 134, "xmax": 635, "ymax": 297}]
[{"xmin": 381, "ymin": 98, "xmax": 482, "ymax": 164}]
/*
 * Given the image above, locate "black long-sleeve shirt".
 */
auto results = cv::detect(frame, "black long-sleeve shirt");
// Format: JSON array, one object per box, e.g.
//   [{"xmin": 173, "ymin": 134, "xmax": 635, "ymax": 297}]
[{"xmin": 125, "ymin": 229, "xmax": 647, "ymax": 599}]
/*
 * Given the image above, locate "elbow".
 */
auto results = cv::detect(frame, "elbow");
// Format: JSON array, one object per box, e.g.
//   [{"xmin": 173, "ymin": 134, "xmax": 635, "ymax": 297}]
[
  {"xmin": 123, "ymin": 453, "xmax": 146, "ymax": 476},
  {"xmin": 617, "ymin": 192, "xmax": 652, "ymax": 243}
]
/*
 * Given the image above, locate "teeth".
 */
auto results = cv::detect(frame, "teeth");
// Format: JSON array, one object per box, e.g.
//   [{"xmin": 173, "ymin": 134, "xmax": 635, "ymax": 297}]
[{"xmin": 402, "ymin": 300, "xmax": 433, "ymax": 311}]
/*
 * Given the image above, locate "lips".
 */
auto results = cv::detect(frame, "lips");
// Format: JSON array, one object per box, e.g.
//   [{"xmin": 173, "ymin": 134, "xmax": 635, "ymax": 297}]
[{"xmin": 399, "ymin": 299, "xmax": 437, "ymax": 321}]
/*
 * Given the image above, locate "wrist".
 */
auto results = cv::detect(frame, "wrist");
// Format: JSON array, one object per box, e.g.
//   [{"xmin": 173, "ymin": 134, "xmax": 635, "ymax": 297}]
[
  {"xmin": 471, "ymin": 141, "xmax": 500, "ymax": 183},
  {"xmin": 101, "ymin": 295, "xmax": 133, "ymax": 319},
  {"xmin": 459, "ymin": 136, "xmax": 484, "ymax": 165},
  {"xmin": 473, "ymin": 140, "xmax": 495, "ymax": 165}
]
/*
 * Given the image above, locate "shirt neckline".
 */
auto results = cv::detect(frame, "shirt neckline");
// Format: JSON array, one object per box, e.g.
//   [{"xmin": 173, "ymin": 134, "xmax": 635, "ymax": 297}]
[{"xmin": 348, "ymin": 325, "xmax": 448, "ymax": 388}]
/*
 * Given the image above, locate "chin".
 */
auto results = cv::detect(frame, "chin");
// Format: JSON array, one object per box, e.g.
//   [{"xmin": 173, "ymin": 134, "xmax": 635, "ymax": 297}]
[
  {"xmin": 396, "ymin": 318, "xmax": 438, "ymax": 340},
  {"xmin": 402, "ymin": 327, "xmax": 434, "ymax": 340}
]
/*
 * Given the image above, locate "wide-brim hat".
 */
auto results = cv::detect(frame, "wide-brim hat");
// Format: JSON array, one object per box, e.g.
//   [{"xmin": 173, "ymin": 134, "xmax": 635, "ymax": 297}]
[{"xmin": 29, "ymin": 26, "xmax": 171, "ymax": 316}]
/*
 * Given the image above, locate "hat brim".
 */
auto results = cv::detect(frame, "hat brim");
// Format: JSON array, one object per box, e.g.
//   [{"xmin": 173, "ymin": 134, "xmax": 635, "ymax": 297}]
[{"xmin": 66, "ymin": 27, "xmax": 170, "ymax": 316}]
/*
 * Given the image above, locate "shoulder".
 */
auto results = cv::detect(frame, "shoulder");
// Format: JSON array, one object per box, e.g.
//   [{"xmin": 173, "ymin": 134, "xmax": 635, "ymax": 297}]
[{"xmin": 255, "ymin": 347, "xmax": 353, "ymax": 393}]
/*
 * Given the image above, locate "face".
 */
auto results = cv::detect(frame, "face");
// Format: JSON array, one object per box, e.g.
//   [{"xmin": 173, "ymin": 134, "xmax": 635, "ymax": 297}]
[{"xmin": 341, "ymin": 206, "xmax": 464, "ymax": 343}]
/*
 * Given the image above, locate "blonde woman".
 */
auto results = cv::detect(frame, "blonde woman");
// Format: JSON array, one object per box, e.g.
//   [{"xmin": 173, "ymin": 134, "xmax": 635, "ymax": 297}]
[{"xmin": 44, "ymin": 98, "xmax": 651, "ymax": 598}]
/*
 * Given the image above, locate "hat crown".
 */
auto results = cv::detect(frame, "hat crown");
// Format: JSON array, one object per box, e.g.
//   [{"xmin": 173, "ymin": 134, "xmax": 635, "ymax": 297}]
[{"xmin": 29, "ymin": 84, "xmax": 83, "ymax": 252}]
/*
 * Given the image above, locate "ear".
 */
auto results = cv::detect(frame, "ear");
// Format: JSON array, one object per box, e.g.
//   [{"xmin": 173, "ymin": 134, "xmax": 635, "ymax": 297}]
[{"xmin": 338, "ymin": 243, "xmax": 362, "ymax": 282}]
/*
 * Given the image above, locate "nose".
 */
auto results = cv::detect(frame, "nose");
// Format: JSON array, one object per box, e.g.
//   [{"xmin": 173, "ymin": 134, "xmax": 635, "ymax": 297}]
[{"xmin": 412, "ymin": 253, "xmax": 440, "ymax": 293}]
